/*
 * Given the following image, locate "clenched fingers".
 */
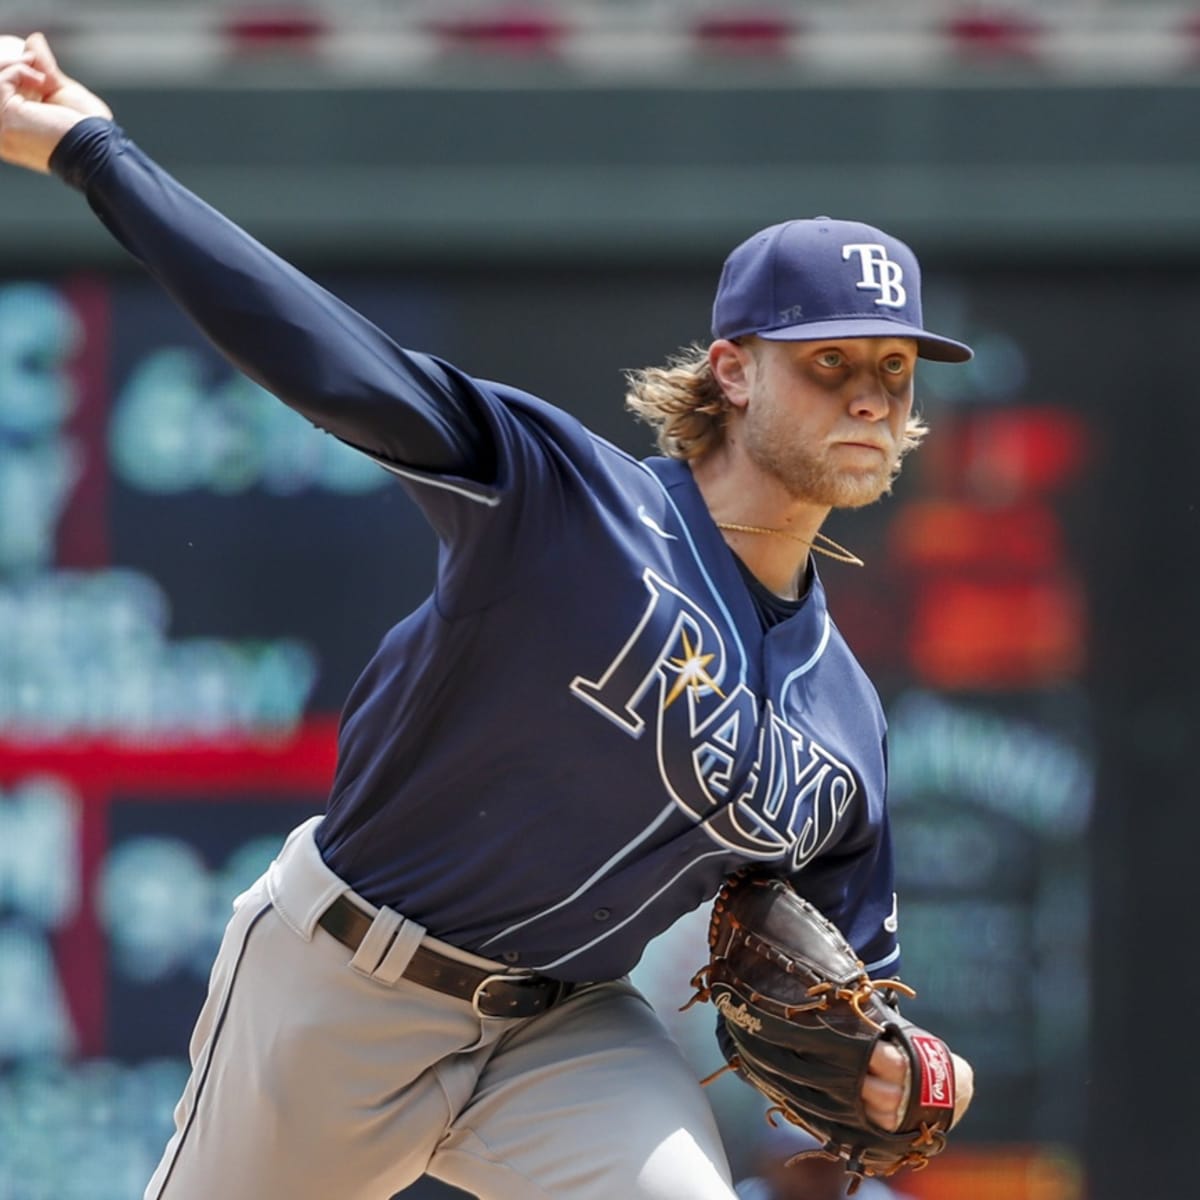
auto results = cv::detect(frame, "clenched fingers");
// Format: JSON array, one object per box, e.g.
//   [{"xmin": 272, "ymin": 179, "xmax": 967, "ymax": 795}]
[
  {"xmin": 862, "ymin": 1040, "xmax": 911, "ymax": 1131},
  {"xmin": 23, "ymin": 33, "xmax": 62, "ymax": 89},
  {"xmin": 22, "ymin": 32, "xmax": 112, "ymax": 119},
  {"xmin": 0, "ymin": 62, "xmax": 46, "ymax": 108},
  {"xmin": 0, "ymin": 63, "xmax": 85, "ymax": 173}
]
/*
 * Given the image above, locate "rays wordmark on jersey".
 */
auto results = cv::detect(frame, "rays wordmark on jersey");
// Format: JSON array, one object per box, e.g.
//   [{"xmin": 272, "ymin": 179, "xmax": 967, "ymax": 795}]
[{"xmin": 571, "ymin": 568, "xmax": 857, "ymax": 869}]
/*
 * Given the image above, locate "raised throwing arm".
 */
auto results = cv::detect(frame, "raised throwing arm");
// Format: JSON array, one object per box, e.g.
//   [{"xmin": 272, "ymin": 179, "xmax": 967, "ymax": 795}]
[{"xmin": 0, "ymin": 34, "xmax": 494, "ymax": 479}]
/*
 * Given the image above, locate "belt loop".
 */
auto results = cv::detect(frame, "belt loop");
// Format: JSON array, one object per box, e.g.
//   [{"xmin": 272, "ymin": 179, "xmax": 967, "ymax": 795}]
[
  {"xmin": 349, "ymin": 907, "xmax": 403, "ymax": 978},
  {"xmin": 373, "ymin": 916, "xmax": 427, "ymax": 985},
  {"xmin": 267, "ymin": 816, "xmax": 343, "ymax": 941}
]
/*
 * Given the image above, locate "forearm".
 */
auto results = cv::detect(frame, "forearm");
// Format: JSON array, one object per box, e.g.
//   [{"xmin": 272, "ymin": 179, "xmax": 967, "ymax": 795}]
[{"xmin": 51, "ymin": 118, "xmax": 492, "ymax": 476}]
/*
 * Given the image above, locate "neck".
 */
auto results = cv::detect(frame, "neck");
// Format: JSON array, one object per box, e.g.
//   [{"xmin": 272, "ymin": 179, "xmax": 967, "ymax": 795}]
[{"xmin": 689, "ymin": 446, "xmax": 831, "ymax": 600}]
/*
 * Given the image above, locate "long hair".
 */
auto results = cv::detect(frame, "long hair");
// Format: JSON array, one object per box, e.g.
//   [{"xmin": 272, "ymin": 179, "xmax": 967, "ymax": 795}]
[
  {"xmin": 623, "ymin": 343, "xmax": 730, "ymax": 462},
  {"xmin": 624, "ymin": 341, "xmax": 930, "ymax": 462}
]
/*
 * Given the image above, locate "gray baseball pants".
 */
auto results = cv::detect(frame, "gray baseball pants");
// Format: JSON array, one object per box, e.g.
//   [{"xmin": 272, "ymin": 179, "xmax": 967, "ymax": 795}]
[{"xmin": 143, "ymin": 817, "xmax": 737, "ymax": 1200}]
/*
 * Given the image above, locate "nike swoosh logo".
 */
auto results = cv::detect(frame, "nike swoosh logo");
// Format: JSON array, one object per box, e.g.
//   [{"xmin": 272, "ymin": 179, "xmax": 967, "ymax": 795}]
[
  {"xmin": 883, "ymin": 892, "xmax": 899, "ymax": 933},
  {"xmin": 637, "ymin": 506, "xmax": 677, "ymax": 541}
]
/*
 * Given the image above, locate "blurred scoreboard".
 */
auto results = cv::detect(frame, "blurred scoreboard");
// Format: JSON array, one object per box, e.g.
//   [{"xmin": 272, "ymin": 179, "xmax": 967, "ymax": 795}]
[
  {"xmin": 0, "ymin": 267, "xmax": 1095, "ymax": 1198},
  {"xmin": 0, "ymin": 274, "xmax": 445, "ymax": 1047},
  {"xmin": 0, "ymin": 273, "xmax": 445, "ymax": 1199}
]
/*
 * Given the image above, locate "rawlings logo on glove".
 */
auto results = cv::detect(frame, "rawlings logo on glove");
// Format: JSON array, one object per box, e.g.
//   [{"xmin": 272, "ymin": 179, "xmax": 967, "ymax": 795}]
[
  {"xmin": 682, "ymin": 873, "xmax": 958, "ymax": 1195},
  {"xmin": 714, "ymin": 993, "xmax": 763, "ymax": 1035},
  {"xmin": 911, "ymin": 1035, "xmax": 955, "ymax": 1110}
]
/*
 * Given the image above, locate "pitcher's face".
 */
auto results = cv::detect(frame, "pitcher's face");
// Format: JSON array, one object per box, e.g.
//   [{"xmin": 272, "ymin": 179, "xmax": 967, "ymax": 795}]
[{"xmin": 739, "ymin": 337, "xmax": 917, "ymax": 508}]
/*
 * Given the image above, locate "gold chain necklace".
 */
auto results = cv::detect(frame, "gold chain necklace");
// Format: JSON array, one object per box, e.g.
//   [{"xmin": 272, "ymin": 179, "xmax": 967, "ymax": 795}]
[{"xmin": 715, "ymin": 521, "xmax": 864, "ymax": 566}]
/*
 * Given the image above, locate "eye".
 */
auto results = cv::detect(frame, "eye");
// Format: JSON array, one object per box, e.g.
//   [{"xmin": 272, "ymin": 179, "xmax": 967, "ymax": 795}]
[
  {"xmin": 881, "ymin": 355, "xmax": 909, "ymax": 375},
  {"xmin": 815, "ymin": 350, "xmax": 845, "ymax": 369}
]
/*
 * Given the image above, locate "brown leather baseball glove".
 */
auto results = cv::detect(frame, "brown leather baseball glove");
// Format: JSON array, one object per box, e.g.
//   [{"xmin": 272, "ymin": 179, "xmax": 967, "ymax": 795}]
[{"xmin": 682, "ymin": 873, "xmax": 957, "ymax": 1195}]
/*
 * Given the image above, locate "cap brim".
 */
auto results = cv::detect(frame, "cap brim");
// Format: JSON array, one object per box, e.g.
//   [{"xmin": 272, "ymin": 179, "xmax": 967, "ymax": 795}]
[{"xmin": 756, "ymin": 318, "xmax": 973, "ymax": 364}]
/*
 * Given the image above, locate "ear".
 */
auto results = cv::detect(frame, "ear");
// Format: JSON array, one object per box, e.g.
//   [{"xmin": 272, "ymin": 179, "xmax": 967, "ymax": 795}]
[{"xmin": 708, "ymin": 339, "xmax": 755, "ymax": 411}]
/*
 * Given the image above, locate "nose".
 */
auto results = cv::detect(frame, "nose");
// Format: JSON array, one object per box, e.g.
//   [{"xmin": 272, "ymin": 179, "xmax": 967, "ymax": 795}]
[{"xmin": 850, "ymin": 379, "xmax": 890, "ymax": 421}]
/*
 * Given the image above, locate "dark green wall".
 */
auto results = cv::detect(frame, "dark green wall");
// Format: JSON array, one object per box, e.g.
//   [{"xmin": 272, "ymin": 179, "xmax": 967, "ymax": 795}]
[{"xmin": 5, "ymin": 80, "xmax": 1200, "ymax": 265}]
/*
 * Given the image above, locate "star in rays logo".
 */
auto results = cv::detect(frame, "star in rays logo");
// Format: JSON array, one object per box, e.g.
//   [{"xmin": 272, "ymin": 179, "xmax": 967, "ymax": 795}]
[{"xmin": 663, "ymin": 629, "xmax": 725, "ymax": 710}]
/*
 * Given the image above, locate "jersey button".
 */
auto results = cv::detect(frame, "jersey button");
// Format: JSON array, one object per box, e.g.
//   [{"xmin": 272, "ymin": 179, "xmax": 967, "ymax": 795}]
[
  {"xmin": 502, "ymin": 950, "xmax": 520, "ymax": 964},
  {"xmin": 593, "ymin": 907, "xmax": 611, "ymax": 922}
]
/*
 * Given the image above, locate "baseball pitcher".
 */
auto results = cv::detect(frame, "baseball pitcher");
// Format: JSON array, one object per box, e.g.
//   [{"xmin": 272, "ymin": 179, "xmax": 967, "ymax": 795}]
[{"xmin": 0, "ymin": 35, "xmax": 973, "ymax": 1200}]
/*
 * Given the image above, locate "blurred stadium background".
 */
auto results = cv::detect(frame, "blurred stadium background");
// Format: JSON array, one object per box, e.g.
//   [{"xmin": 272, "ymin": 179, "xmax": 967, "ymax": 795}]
[{"xmin": 0, "ymin": 1, "xmax": 1197, "ymax": 1197}]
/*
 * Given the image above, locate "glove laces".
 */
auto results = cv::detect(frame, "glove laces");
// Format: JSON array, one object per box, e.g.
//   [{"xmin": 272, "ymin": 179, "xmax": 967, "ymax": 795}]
[{"xmin": 679, "ymin": 961, "xmax": 915, "ymax": 1031}]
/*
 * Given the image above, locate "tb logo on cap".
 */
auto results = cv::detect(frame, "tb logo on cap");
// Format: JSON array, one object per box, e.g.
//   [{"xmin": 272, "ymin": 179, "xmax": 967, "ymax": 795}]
[{"xmin": 842, "ymin": 243, "xmax": 907, "ymax": 309}]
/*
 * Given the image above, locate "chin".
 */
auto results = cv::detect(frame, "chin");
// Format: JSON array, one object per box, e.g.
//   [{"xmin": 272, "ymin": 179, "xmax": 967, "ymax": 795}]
[
  {"xmin": 826, "ymin": 488, "xmax": 888, "ymax": 511},
  {"xmin": 804, "ymin": 468, "xmax": 896, "ymax": 510}
]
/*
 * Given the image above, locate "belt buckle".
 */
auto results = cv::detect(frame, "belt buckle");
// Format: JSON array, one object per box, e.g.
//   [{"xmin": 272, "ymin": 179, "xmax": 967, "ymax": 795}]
[
  {"xmin": 471, "ymin": 972, "xmax": 566, "ymax": 1018},
  {"xmin": 472, "ymin": 972, "xmax": 530, "ymax": 1018}
]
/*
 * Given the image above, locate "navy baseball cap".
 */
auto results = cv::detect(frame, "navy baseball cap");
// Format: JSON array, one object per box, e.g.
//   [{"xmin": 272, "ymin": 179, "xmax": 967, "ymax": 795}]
[{"xmin": 712, "ymin": 217, "xmax": 973, "ymax": 363}]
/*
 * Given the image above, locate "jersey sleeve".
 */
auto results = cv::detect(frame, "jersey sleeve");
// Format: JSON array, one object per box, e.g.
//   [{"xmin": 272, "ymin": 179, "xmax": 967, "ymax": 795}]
[
  {"xmin": 49, "ymin": 117, "xmax": 493, "ymax": 480},
  {"xmin": 377, "ymin": 380, "xmax": 607, "ymax": 618},
  {"xmin": 49, "ymin": 119, "xmax": 606, "ymax": 619}
]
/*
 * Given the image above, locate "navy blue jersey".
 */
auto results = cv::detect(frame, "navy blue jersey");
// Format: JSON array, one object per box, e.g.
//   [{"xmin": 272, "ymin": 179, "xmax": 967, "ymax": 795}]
[{"xmin": 54, "ymin": 119, "xmax": 900, "ymax": 984}]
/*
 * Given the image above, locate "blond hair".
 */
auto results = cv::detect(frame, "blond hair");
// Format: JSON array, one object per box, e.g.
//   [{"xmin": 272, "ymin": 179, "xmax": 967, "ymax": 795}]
[
  {"xmin": 624, "ymin": 341, "xmax": 930, "ymax": 462},
  {"xmin": 624, "ymin": 343, "xmax": 730, "ymax": 462}
]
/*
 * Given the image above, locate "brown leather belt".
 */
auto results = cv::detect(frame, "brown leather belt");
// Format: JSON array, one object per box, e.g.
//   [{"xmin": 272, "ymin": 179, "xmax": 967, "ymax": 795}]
[{"xmin": 317, "ymin": 893, "xmax": 575, "ymax": 1019}]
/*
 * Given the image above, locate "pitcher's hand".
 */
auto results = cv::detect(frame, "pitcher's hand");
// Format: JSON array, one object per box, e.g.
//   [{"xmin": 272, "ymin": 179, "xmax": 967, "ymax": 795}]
[
  {"xmin": 0, "ymin": 59, "xmax": 86, "ymax": 172},
  {"xmin": 863, "ymin": 1041, "xmax": 974, "ymax": 1130},
  {"xmin": 21, "ymin": 32, "xmax": 113, "ymax": 119}
]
